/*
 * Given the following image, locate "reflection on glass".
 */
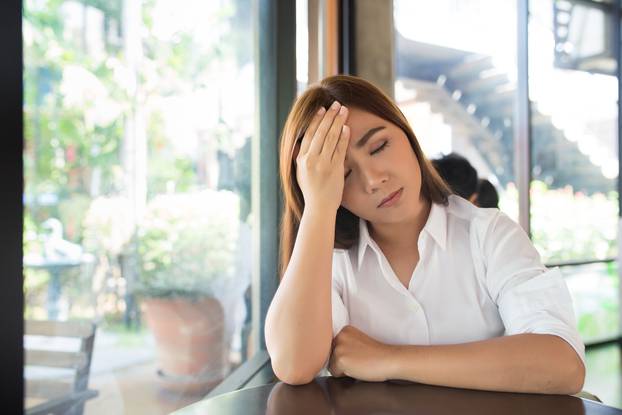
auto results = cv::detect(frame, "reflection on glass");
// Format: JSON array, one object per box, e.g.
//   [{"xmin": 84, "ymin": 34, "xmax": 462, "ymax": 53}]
[
  {"xmin": 394, "ymin": 0, "xmax": 518, "ymax": 221},
  {"xmin": 23, "ymin": 0, "xmax": 255, "ymax": 412},
  {"xmin": 529, "ymin": 0, "xmax": 618, "ymax": 263},
  {"xmin": 561, "ymin": 262, "xmax": 619, "ymax": 343}
]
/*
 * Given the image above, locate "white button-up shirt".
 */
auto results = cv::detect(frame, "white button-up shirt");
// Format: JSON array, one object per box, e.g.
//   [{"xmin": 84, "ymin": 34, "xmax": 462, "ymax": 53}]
[{"xmin": 330, "ymin": 195, "xmax": 585, "ymax": 365}]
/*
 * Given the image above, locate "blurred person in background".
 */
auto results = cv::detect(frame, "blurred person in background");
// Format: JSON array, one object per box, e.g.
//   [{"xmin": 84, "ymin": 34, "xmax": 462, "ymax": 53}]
[
  {"xmin": 476, "ymin": 178, "xmax": 499, "ymax": 209},
  {"xmin": 431, "ymin": 153, "xmax": 478, "ymax": 203}
]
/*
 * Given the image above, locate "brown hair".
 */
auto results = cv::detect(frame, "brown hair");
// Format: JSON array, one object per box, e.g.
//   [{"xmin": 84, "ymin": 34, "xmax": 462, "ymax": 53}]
[{"xmin": 278, "ymin": 75, "xmax": 451, "ymax": 278}]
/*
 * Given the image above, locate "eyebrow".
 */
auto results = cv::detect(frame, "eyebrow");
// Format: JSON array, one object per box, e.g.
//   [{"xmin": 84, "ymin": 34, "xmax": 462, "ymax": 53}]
[{"xmin": 355, "ymin": 126, "xmax": 385, "ymax": 148}]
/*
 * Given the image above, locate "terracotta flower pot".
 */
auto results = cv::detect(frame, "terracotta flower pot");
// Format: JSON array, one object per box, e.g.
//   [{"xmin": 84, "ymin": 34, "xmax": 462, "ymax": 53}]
[{"xmin": 142, "ymin": 296, "xmax": 229, "ymax": 394}]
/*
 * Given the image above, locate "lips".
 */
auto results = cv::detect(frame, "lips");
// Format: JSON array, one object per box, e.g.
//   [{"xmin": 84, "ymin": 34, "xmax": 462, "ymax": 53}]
[{"xmin": 378, "ymin": 188, "xmax": 403, "ymax": 208}]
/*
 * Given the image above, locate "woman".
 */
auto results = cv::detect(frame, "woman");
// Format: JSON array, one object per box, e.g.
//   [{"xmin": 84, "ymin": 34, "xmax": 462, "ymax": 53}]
[{"xmin": 264, "ymin": 75, "xmax": 585, "ymax": 394}]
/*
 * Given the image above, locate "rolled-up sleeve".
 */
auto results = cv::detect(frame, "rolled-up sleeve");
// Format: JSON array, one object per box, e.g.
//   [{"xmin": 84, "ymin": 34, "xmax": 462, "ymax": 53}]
[{"xmin": 482, "ymin": 212, "xmax": 585, "ymax": 365}]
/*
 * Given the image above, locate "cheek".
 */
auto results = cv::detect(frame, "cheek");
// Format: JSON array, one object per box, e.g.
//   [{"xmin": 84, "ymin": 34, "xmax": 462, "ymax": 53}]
[
  {"xmin": 340, "ymin": 185, "xmax": 372, "ymax": 219},
  {"xmin": 340, "ymin": 185, "xmax": 353, "ymax": 208},
  {"xmin": 340, "ymin": 185, "xmax": 360, "ymax": 211}
]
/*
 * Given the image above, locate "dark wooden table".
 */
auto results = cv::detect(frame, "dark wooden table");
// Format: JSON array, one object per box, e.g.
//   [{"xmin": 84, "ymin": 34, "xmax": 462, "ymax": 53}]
[{"xmin": 172, "ymin": 376, "xmax": 622, "ymax": 415}]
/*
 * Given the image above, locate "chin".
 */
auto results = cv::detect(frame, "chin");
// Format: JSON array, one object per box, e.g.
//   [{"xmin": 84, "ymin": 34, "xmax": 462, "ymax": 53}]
[{"xmin": 370, "ymin": 210, "xmax": 410, "ymax": 225}]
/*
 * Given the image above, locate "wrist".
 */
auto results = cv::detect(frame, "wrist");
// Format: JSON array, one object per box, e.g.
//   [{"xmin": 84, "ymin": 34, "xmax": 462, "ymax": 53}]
[
  {"xmin": 384, "ymin": 344, "xmax": 417, "ymax": 381},
  {"xmin": 383, "ymin": 344, "xmax": 402, "ymax": 380},
  {"xmin": 303, "ymin": 204, "xmax": 338, "ymax": 220}
]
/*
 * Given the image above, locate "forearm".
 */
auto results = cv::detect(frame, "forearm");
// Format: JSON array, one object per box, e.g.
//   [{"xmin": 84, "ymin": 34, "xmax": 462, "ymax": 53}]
[
  {"xmin": 265, "ymin": 208, "xmax": 336, "ymax": 383},
  {"xmin": 387, "ymin": 334, "xmax": 585, "ymax": 394}
]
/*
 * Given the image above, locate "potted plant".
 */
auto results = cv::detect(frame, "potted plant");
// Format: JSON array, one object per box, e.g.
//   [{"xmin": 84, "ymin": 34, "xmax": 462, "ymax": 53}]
[{"xmin": 135, "ymin": 189, "xmax": 239, "ymax": 393}]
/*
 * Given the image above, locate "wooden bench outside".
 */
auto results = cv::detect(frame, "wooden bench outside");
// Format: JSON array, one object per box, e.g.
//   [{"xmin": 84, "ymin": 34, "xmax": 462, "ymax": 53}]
[{"xmin": 25, "ymin": 320, "xmax": 98, "ymax": 415}]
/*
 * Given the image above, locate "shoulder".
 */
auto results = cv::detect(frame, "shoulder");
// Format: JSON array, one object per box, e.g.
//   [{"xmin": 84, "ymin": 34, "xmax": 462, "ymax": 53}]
[
  {"xmin": 445, "ymin": 194, "xmax": 500, "ymax": 232},
  {"xmin": 446, "ymin": 194, "xmax": 494, "ymax": 219},
  {"xmin": 445, "ymin": 195, "xmax": 527, "ymax": 252}
]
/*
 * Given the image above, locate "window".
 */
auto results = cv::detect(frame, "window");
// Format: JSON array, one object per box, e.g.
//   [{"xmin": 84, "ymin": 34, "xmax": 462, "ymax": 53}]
[
  {"xmin": 23, "ymin": 0, "xmax": 257, "ymax": 412},
  {"xmin": 561, "ymin": 262, "xmax": 619, "ymax": 343},
  {"xmin": 529, "ymin": 0, "xmax": 618, "ymax": 264},
  {"xmin": 528, "ymin": 0, "xmax": 619, "ymax": 343},
  {"xmin": 394, "ymin": 0, "xmax": 519, "ymax": 220}
]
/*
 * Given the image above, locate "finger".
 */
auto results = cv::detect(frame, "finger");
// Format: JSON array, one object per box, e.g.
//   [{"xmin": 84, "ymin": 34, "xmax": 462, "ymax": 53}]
[
  {"xmin": 328, "ymin": 363, "xmax": 342, "ymax": 377},
  {"xmin": 330, "ymin": 365, "xmax": 346, "ymax": 377},
  {"xmin": 309, "ymin": 101, "xmax": 342, "ymax": 155},
  {"xmin": 328, "ymin": 355, "xmax": 345, "ymax": 377},
  {"xmin": 322, "ymin": 105, "xmax": 348, "ymax": 159},
  {"xmin": 331, "ymin": 124, "xmax": 350, "ymax": 163},
  {"xmin": 298, "ymin": 106, "xmax": 326, "ymax": 157}
]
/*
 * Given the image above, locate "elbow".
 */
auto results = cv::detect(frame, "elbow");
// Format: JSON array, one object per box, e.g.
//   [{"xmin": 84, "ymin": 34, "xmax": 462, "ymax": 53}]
[
  {"xmin": 274, "ymin": 367, "xmax": 316, "ymax": 386},
  {"xmin": 265, "ymin": 333, "xmax": 331, "ymax": 386},
  {"xmin": 268, "ymin": 347, "xmax": 327, "ymax": 386},
  {"xmin": 271, "ymin": 359, "xmax": 319, "ymax": 385},
  {"xmin": 552, "ymin": 357, "xmax": 585, "ymax": 395},
  {"xmin": 564, "ymin": 360, "xmax": 586, "ymax": 395},
  {"xmin": 542, "ymin": 336, "xmax": 586, "ymax": 395}
]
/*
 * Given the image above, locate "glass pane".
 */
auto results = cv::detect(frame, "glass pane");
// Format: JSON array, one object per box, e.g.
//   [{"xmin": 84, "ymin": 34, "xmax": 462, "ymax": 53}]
[
  {"xmin": 23, "ymin": 0, "xmax": 256, "ymax": 413},
  {"xmin": 584, "ymin": 343, "xmax": 621, "ymax": 409},
  {"xmin": 529, "ymin": 0, "xmax": 618, "ymax": 263},
  {"xmin": 394, "ymin": 0, "xmax": 518, "ymax": 221},
  {"xmin": 297, "ymin": 0, "xmax": 309, "ymax": 94},
  {"xmin": 560, "ymin": 262, "xmax": 619, "ymax": 343}
]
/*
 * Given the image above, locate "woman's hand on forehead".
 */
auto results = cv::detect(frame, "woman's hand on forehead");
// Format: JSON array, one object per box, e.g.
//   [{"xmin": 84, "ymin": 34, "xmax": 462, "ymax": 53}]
[{"xmin": 294, "ymin": 100, "xmax": 351, "ymax": 214}]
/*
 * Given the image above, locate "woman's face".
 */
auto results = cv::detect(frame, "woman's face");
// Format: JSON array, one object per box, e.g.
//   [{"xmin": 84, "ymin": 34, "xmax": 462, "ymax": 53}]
[{"xmin": 341, "ymin": 107, "xmax": 424, "ymax": 225}]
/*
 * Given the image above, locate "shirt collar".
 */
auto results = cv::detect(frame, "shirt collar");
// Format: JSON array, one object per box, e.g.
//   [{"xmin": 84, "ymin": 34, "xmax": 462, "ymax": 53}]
[
  {"xmin": 423, "ymin": 201, "xmax": 448, "ymax": 251},
  {"xmin": 357, "ymin": 218, "xmax": 372, "ymax": 269},
  {"xmin": 356, "ymin": 202, "xmax": 448, "ymax": 269}
]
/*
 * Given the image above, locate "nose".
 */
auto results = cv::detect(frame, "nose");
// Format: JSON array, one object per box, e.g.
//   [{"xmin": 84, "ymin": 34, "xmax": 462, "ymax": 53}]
[{"xmin": 360, "ymin": 164, "xmax": 388, "ymax": 194}]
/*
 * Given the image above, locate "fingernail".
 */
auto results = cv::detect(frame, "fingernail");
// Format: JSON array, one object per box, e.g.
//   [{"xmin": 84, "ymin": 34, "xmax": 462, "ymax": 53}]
[
  {"xmin": 317, "ymin": 106, "xmax": 326, "ymax": 115},
  {"xmin": 339, "ymin": 105, "xmax": 347, "ymax": 115},
  {"xmin": 331, "ymin": 101, "xmax": 340, "ymax": 110}
]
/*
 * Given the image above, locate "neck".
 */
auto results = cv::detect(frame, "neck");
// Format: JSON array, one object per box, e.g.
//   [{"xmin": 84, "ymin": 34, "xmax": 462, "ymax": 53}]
[{"xmin": 368, "ymin": 197, "xmax": 432, "ymax": 251}]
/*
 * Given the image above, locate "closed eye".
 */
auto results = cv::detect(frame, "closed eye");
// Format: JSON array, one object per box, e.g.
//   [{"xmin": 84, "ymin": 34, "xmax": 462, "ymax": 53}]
[
  {"xmin": 345, "ymin": 140, "xmax": 390, "ymax": 180},
  {"xmin": 371, "ymin": 140, "xmax": 389, "ymax": 155}
]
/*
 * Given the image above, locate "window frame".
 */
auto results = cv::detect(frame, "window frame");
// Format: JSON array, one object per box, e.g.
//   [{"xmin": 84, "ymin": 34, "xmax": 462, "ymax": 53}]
[
  {"xmin": 209, "ymin": 0, "xmax": 297, "ymax": 395},
  {"xmin": 2, "ymin": 0, "xmax": 24, "ymax": 410}
]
